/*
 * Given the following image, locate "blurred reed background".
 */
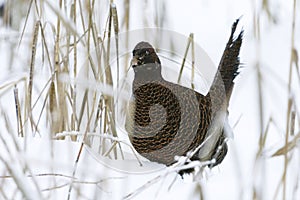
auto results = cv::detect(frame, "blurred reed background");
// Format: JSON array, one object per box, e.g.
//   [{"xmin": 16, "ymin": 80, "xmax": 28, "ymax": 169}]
[{"xmin": 0, "ymin": 0, "xmax": 299, "ymax": 199}]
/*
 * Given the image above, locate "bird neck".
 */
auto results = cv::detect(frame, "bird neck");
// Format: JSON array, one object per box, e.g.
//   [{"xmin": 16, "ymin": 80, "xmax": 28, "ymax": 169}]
[{"xmin": 133, "ymin": 63, "xmax": 163, "ymax": 82}]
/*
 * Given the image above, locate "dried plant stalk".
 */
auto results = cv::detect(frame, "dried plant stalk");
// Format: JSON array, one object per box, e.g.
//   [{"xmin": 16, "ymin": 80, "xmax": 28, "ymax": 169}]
[
  {"xmin": 26, "ymin": 20, "xmax": 41, "ymax": 133},
  {"xmin": 49, "ymin": 81, "xmax": 61, "ymax": 137},
  {"xmin": 111, "ymin": 3, "xmax": 120, "ymax": 87},
  {"xmin": 71, "ymin": 2, "xmax": 78, "ymax": 132},
  {"xmin": 13, "ymin": 86, "xmax": 23, "ymax": 137},
  {"xmin": 177, "ymin": 33, "xmax": 193, "ymax": 84},
  {"xmin": 191, "ymin": 34, "xmax": 195, "ymax": 89}
]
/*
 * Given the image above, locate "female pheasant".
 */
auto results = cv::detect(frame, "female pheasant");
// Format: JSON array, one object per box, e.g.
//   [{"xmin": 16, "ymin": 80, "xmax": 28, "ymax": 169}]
[{"xmin": 126, "ymin": 19, "xmax": 243, "ymax": 174}]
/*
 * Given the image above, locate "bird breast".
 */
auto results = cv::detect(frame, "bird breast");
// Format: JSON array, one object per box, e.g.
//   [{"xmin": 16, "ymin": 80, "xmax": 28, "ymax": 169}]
[{"xmin": 127, "ymin": 80, "xmax": 210, "ymax": 165}]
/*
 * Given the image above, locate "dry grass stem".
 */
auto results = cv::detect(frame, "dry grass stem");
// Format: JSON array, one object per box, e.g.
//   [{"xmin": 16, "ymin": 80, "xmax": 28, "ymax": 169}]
[{"xmin": 177, "ymin": 33, "xmax": 193, "ymax": 84}]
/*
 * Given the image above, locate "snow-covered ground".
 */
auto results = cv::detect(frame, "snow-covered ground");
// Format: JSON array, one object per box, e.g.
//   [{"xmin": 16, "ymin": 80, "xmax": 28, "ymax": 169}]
[{"xmin": 1, "ymin": 0, "xmax": 300, "ymax": 199}]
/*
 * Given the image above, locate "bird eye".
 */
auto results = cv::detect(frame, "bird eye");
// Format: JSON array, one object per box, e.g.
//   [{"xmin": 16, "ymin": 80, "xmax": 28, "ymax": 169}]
[{"xmin": 138, "ymin": 58, "xmax": 144, "ymax": 65}]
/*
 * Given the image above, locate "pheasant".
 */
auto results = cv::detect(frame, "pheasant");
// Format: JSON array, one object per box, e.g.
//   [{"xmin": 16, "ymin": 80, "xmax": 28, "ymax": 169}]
[{"xmin": 126, "ymin": 19, "xmax": 243, "ymax": 174}]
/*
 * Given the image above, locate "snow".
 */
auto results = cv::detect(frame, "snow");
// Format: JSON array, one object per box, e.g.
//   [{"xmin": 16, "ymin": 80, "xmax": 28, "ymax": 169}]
[
  {"xmin": 1, "ymin": 0, "xmax": 300, "ymax": 199},
  {"xmin": 0, "ymin": 137, "xmax": 204, "ymax": 199}
]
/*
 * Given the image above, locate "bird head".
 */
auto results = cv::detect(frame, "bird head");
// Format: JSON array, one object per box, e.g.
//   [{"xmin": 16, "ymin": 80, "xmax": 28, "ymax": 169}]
[{"xmin": 131, "ymin": 41, "xmax": 161, "ymax": 71}]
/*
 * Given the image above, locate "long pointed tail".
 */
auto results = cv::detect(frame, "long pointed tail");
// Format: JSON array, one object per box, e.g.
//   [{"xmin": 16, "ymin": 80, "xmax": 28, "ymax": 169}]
[
  {"xmin": 211, "ymin": 19, "xmax": 243, "ymax": 100},
  {"xmin": 220, "ymin": 19, "xmax": 243, "ymax": 97}
]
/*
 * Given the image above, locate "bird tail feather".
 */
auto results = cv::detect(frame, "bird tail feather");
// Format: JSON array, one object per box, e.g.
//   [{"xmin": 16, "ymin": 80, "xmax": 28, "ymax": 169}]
[{"xmin": 210, "ymin": 19, "xmax": 243, "ymax": 101}]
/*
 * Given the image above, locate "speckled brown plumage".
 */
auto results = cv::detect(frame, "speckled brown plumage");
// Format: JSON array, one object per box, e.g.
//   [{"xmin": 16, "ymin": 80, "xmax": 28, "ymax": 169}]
[{"xmin": 126, "ymin": 19, "xmax": 243, "ymax": 174}]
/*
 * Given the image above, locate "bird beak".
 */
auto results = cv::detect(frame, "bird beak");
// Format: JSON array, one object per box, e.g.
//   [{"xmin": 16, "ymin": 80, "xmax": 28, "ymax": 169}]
[{"xmin": 130, "ymin": 57, "xmax": 139, "ymax": 68}]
